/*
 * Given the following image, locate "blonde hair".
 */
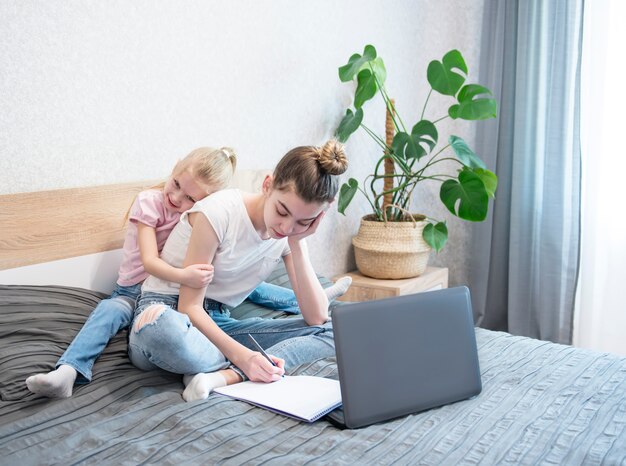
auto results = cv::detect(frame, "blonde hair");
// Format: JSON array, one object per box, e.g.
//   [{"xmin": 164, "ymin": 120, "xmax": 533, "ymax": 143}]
[
  {"xmin": 272, "ymin": 139, "xmax": 348, "ymax": 203},
  {"xmin": 173, "ymin": 146, "xmax": 237, "ymax": 190},
  {"xmin": 124, "ymin": 146, "xmax": 237, "ymax": 224}
]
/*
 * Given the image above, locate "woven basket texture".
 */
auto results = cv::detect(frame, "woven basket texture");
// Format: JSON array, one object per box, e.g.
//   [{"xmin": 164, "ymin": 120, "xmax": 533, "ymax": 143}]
[{"xmin": 352, "ymin": 215, "xmax": 431, "ymax": 279}]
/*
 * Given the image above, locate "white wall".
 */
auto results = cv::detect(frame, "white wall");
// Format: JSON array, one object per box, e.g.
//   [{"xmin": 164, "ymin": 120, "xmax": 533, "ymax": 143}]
[{"xmin": 0, "ymin": 0, "xmax": 485, "ymax": 283}]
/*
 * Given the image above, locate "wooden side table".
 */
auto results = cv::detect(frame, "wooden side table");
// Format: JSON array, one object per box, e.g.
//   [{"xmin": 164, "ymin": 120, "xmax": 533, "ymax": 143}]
[{"xmin": 333, "ymin": 267, "xmax": 449, "ymax": 302}]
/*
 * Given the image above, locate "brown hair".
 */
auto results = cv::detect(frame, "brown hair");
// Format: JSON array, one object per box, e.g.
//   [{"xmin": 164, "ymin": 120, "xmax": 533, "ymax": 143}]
[{"xmin": 272, "ymin": 139, "xmax": 348, "ymax": 203}]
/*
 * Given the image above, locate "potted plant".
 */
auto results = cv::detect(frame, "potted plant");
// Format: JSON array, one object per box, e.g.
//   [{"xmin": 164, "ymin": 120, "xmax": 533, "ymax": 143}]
[{"xmin": 335, "ymin": 45, "xmax": 498, "ymax": 279}]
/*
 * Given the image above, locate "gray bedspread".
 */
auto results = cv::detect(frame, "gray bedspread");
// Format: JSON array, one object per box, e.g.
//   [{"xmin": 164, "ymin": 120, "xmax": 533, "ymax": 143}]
[{"xmin": 1, "ymin": 277, "xmax": 625, "ymax": 465}]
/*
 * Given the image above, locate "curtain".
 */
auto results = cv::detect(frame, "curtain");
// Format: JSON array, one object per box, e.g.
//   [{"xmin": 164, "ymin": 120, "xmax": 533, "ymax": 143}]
[
  {"xmin": 573, "ymin": 0, "xmax": 626, "ymax": 356},
  {"xmin": 468, "ymin": 0, "xmax": 583, "ymax": 344}
]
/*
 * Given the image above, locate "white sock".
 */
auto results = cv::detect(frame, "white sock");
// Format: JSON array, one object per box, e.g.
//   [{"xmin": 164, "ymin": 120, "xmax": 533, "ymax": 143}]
[
  {"xmin": 25, "ymin": 365, "xmax": 78, "ymax": 399},
  {"xmin": 182, "ymin": 372, "xmax": 227, "ymax": 402},
  {"xmin": 325, "ymin": 276, "xmax": 352, "ymax": 302}
]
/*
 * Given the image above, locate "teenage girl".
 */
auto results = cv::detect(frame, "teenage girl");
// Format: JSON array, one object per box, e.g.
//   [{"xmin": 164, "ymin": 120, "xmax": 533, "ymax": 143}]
[
  {"xmin": 26, "ymin": 146, "xmax": 350, "ymax": 399},
  {"xmin": 127, "ymin": 139, "xmax": 349, "ymax": 401}
]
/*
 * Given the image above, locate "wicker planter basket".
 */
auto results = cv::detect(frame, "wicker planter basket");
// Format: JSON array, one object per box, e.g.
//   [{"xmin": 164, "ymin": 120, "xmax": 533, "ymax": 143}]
[{"xmin": 352, "ymin": 214, "xmax": 432, "ymax": 279}]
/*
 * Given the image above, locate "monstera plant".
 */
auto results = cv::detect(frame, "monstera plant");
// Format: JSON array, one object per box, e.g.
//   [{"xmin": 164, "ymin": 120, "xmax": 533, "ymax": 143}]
[{"xmin": 336, "ymin": 45, "xmax": 498, "ymax": 253}]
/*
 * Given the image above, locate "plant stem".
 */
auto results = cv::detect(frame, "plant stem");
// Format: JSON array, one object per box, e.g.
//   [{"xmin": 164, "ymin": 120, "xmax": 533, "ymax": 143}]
[
  {"xmin": 388, "ymin": 152, "xmax": 412, "ymax": 176},
  {"xmin": 421, "ymin": 88, "xmax": 433, "ymax": 121},
  {"xmin": 432, "ymin": 115, "xmax": 449, "ymax": 124},
  {"xmin": 358, "ymin": 185, "xmax": 379, "ymax": 215},
  {"xmin": 420, "ymin": 156, "xmax": 463, "ymax": 173},
  {"xmin": 415, "ymin": 157, "xmax": 465, "ymax": 184},
  {"xmin": 430, "ymin": 143, "xmax": 451, "ymax": 160},
  {"xmin": 360, "ymin": 124, "xmax": 388, "ymax": 150},
  {"xmin": 414, "ymin": 144, "xmax": 453, "ymax": 177},
  {"xmin": 368, "ymin": 63, "xmax": 407, "ymax": 134},
  {"xmin": 375, "ymin": 181, "xmax": 412, "ymax": 217},
  {"xmin": 418, "ymin": 174, "xmax": 455, "ymax": 182}
]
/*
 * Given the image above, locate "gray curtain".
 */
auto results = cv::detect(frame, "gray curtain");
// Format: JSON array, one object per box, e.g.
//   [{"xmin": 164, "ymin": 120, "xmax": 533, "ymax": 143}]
[{"xmin": 468, "ymin": 0, "xmax": 583, "ymax": 344}]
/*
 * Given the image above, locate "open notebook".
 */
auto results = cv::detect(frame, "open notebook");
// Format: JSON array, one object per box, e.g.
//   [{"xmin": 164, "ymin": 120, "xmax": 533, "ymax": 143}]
[{"xmin": 214, "ymin": 376, "xmax": 342, "ymax": 422}]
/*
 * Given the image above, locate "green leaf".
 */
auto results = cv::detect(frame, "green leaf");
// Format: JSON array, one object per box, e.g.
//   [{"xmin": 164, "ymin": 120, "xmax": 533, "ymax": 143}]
[
  {"xmin": 338, "ymin": 45, "xmax": 377, "ymax": 82},
  {"xmin": 440, "ymin": 169, "xmax": 489, "ymax": 221},
  {"xmin": 474, "ymin": 168, "xmax": 498, "ymax": 198},
  {"xmin": 338, "ymin": 178, "xmax": 359, "ymax": 214},
  {"xmin": 448, "ymin": 84, "xmax": 497, "ymax": 120},
  {"xmin": 449, "ymin": 135, "xmax": 486, "ymax": 169},
  {"xmin": 427, "ymin": 50, "xmax": 468, "ymax": 96},
  {"xmin": 361, "ymin": 57, "xmax": 387, "ymax": 85},
  {"xmin": 335, "ymin": 108, "xmax": 363, "ymax": 143},
  {"xmin": 354, "ymin": 69, "xmax": 378, "ymax": 108},
  {"xmin": 391, "ymin": 120, "xmax": 438, "ymax": 160},
  {"xmin": 391, "ymin": 132, "xmax": 418, "ymax": 160},
  {"xmin": 423, "ymin": 222, "xmax": 448, "ymax": 252},
  {"xmin": 457, "ymin": 84, "xmax": 491, "ymax": 102},
  {"xmin": 411, "ymin": 120, "xmax": 438, "ymax": 154}
]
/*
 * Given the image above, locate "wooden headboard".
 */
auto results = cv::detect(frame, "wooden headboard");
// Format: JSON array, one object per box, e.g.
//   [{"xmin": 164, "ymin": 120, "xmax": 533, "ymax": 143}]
[
  {"xmin": 0, "ymin": 169, "xmax": 270, "ymax": 276},
  {"xmin": 0, "ymin": 180, "xmax": 161, "ymax": 271}
]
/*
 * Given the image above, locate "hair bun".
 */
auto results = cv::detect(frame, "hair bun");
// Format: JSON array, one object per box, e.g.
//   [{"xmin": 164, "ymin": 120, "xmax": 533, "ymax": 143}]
[{"xmin": 317, "ymin": 139, "xmax": 348, "ymax": 175}]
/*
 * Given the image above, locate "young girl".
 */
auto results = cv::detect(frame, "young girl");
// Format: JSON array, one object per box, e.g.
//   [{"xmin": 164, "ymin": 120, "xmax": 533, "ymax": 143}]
[
  {"xmin": 127, "ymin": 139, "xmax": 349, "ymax": 401},
  {"xmin": 24, "ymin": 146, "xmax": 238, "ymax": 398},
  {"xmin": 26, "ymin": 146, "xmax": 350, "ymax": 399}
]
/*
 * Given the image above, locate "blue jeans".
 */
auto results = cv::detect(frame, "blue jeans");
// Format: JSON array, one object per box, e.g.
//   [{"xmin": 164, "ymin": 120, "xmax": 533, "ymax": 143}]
[
  {"xmin": 58, "ymin": 283, "xmax": 141, "ymax": 383},
  {"xmin": 247, "ymin": 281, "xmax": 300, "ymax": 314},
  {"xmin": 128, "ymin": 292, "xmax": 335, "ymax": 377}
]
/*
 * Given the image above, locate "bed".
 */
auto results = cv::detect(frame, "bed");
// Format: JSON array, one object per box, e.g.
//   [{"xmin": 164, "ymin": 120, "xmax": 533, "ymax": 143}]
[{"xmin": 1, "ymin": 178, "xmax": 625, "ymax": 465}]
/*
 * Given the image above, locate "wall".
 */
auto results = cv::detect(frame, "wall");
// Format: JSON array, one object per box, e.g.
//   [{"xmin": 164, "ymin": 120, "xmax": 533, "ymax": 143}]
[{"xmin": 0, "ymin": 0, "xmax": 485, "ymax": 283}]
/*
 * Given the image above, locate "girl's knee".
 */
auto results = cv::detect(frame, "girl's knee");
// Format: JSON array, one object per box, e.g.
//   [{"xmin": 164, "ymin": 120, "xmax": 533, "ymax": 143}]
[{"xmin": 133, "ymin": 305, "xmax": 167, "ymax": 332}]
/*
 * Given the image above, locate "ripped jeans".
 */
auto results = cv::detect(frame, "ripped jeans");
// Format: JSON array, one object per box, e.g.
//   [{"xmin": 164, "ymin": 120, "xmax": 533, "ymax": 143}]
[
  {"xmin": 128, "ymin": 292, "xmax": 335, "ymax": 377},
  {"xmin": 58, "ymin": 283, "xmax": 141, "ymax": 383}
]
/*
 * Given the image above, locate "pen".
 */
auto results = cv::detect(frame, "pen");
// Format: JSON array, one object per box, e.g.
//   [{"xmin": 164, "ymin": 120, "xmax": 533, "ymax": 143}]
[{"xmin": 248, "ymin": 333, "xmax": 281, "ymax": 373}]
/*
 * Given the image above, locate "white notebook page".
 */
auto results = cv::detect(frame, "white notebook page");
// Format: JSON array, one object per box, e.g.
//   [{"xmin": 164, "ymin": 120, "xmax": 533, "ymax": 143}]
[{"xmin": 214, "ymin": 375, "xmax": 342, "ymax": 422}]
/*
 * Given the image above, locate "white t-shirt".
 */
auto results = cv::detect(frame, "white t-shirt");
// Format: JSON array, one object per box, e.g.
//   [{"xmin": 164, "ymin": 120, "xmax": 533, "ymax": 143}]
[{"xmin": 142, "ymin": 189, "xmax": 291, "ymax": 307}]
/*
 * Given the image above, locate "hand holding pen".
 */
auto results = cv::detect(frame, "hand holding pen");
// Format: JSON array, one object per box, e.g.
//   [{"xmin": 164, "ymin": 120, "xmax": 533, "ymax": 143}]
[{"xmin": 248, "ymin": 334, "xmax": 285, "ymax": 380}]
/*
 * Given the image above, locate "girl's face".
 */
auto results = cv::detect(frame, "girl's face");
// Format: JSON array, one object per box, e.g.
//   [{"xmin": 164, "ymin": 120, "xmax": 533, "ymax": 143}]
[
  {"xmin": 163, "ymin": 170, "xmax": 213, "ymax": 214},
  {"xmin": 263, "ymin": 182, "xmax": 328, "ymax": 239}
]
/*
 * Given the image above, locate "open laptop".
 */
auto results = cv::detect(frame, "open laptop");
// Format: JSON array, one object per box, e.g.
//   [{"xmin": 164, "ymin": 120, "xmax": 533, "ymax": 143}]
[{"xmin": 327, "ymin": 286, "xmax": 482, "ymax": 429}]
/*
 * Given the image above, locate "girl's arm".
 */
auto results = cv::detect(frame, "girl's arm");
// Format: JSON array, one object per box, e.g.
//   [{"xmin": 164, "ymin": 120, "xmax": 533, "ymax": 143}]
[
  {"xmin": 284, "ymin": 212, "xmax": 330, "ymax": 326},
  {"xmin": 137, "ymin": 222, "xmax": 213, "ymax": 289},
  {"xmin": 177, "ymin": 212, "xmax": 284, "ymax": 382}
]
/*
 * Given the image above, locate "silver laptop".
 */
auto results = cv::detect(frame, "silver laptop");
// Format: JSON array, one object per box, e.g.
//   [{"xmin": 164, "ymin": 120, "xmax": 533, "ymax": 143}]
[{"xmin": 329, "ymin": 286, "xmax": 482, "ymax": 429}]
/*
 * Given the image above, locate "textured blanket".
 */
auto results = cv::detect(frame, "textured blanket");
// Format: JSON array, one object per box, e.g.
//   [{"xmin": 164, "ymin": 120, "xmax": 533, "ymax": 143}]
[{"xmin": 1, "ymin": 281, "xmax": 625, "ymax": 465}]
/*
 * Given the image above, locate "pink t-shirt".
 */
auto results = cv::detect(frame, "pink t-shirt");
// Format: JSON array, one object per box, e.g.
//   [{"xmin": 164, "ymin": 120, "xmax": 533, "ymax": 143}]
[{"xmin": 116, "ymin": 189, "xmax": 181, "ymax": 286}]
